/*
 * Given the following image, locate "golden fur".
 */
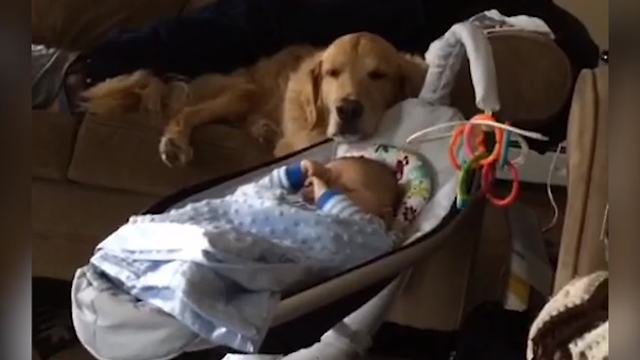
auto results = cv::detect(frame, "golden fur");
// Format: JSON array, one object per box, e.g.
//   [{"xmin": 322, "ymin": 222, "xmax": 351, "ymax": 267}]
[{"xmin": 81, "ymin": 32, "xmax": 427, "ymax": 167}]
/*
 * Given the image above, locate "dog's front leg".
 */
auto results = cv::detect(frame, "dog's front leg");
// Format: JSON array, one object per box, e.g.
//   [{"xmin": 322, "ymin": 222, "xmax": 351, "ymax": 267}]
[{"xmin": 159, "ymin": 85, "xmax": 256, "ymax": 167}]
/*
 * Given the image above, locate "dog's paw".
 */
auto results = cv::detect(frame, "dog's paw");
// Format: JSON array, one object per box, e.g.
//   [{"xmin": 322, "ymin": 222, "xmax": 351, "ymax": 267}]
[{"xmin": 159, "ymin": 136, "xmax": 193, "ymax": 167}]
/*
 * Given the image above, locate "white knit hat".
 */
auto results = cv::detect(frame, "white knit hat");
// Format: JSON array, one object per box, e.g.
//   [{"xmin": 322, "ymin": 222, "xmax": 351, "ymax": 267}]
[{"xmin": 527, "ymin": 271, "xmax": 608, "ymax": 360}]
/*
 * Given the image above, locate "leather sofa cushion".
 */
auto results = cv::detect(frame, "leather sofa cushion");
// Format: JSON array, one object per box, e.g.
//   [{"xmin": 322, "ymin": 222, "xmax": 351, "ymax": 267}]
[
  {"xmin": 68, "ymin": 113, "xmax": 273, "ymax": 195},
  {"xmin": 32, "ymin": 110, "xmax": 78, "ymax": 180},
  {"xmin": 32, "ymin": 179, "xmax": 157, "ymax": 279}
]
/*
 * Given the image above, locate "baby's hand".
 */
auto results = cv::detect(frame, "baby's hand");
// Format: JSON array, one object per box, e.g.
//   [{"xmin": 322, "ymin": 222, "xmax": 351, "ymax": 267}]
[
  {"xmin": 301, "ymin": 159, "xmax": 329, "ymax": 180},
  {"xmin": 309, "ymin": 176, "xmax": 328, "ymax": 202}
]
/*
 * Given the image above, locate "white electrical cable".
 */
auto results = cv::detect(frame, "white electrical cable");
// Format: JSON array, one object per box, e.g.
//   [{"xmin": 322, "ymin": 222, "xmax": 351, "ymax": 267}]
[
  {"xmin": 542, "ymin": 142, "xmax": 565, "ymax": 232},
  {"xmin": 405, "ymin": 120, "xmax": 549, "ymax": 144}
]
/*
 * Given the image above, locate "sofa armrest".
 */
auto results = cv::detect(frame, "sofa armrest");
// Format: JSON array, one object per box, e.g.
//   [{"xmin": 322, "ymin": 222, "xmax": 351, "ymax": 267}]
[
  {"xmin": 67, "ymin": 113, "xmax": 272, "ymax": 196},
  {"xmin": 554, "ymin": 66, "xmax": 608, "ymax": 293}
]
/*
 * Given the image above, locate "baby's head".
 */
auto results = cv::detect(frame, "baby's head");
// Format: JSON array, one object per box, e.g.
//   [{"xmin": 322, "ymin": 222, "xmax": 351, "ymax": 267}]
[{"xmin": 303, "ymin": 157, "xmax": 401, "ymax": 226}]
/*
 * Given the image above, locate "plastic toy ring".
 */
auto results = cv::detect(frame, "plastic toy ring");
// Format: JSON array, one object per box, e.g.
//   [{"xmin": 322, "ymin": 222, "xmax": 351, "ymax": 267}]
[
  {"xmin": 456, "ymin": 152, "xmax": 487, "ymax": 209},
  {"xmin": 498, "ymin": 122, "xmax": 512, "ymax": 168},
  {"xmin": 463, "ymin": 114, "xmax": 504, "ymax": 166},
  {"xmin": 464, "ymin": 114, "xmax": 504, "ymax": 167},
  {"xmin": 448, "ymin": 125, "xmax": 466, "ymax": 171},
  {"xmin": 463, "ymin": 122, "xmax": 487, "ymax": 158},
  {"xmin": 481, "ymin": 161, "xmax": 520, "ymax": 207}
]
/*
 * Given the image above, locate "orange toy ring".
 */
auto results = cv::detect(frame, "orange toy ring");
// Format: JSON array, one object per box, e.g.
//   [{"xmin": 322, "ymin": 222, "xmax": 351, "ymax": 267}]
[
  {"xmin": 462, "ymin": 123, "xmax": 486, "ymax": 158},
  {"xmin": 481, "ymin": 160, "xmax": 520, "ymax": 207},
  {"xmin": 448, "ymin": 125, "xmax": 465, "ymax": 171},
  {"xmin": 464, "ymin": 114, "xmax": 504, "ymax": 167},
  {"xmin": 463, "ymin": 114, "xmax": 501, "ymax": 162},
  {"xmin": 463, "ymin": 117, "xmax": 486, "ymax": 158}
]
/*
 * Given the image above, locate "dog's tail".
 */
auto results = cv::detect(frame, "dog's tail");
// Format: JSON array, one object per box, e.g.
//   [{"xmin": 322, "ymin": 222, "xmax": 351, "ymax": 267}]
[{"xmin": 80, "ymin": 70, "xmax": 167, "ymax": 116}]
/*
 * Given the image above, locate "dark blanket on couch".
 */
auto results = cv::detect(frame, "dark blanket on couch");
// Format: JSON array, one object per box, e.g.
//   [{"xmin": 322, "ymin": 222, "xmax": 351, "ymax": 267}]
[{"xmin": 81, "ymin": 0, "xmax": 599, "ymax": 84}]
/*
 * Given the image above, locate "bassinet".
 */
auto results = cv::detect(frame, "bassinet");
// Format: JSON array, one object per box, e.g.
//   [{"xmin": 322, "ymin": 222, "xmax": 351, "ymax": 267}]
[{"xmin": 142, "ymin": 139, "xmax": 485, "ymax": 355}]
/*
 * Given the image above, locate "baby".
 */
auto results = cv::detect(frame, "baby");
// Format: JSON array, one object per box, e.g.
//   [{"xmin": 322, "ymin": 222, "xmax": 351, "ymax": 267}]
[
  {"xmin": 284, "ymin": 157, "xmax": 401, "ymax": 227},
  {"xmin": 78, "ymin": 156, "xmax": 401, "ymax": 353}
]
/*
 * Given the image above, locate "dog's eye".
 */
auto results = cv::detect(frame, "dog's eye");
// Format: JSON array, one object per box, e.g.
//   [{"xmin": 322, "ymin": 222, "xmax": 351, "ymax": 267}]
[
  {"xmin": 368, "ymin": 70, "xmax": 388, "ymax": 80},
  {"xmin": 326, "ymin": 68, "xmax": 341, "ymax": 78}
]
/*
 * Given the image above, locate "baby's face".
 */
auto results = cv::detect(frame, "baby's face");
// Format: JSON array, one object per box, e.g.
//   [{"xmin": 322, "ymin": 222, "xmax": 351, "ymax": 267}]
[{"xmin": 303, "ymin": 158, "xmax": 399, "ymax": 224}]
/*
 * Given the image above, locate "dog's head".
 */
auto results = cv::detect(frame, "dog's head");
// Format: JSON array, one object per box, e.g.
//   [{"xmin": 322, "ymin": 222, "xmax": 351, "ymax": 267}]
[{"xmin": 298, "ymin": 32, "xmax": 427, "ymax": 142}]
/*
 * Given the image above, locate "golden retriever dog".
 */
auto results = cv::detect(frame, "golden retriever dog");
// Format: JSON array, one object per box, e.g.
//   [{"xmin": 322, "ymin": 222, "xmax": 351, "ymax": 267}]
[{"xmin": 81, "ymin": 32, "xmax": 427, "ymax": 167}]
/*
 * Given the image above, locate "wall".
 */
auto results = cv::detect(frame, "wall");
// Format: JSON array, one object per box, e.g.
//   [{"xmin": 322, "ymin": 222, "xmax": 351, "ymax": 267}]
[{"xmin": 555, "ymin": 0, "xmax": 609, "ymax": 48}]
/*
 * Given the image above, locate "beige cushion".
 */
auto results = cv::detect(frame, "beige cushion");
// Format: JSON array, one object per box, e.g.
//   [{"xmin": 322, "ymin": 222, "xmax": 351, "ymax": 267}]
[
  {"xmin": 33, "ymin": 233, "xmax": 99, "ymax": 280},
  {"xmin": 32, "ymin": 179, "xmax": 157, "ymax": 239},
  {"xmin": 452, "ymin": 32, "xmax": 573, "ymax": 127},
  {"xmin": 68, "ymin": 114, "xmax": 272, "ymax": 195},
  {"xmin": 32, "ymin": 179, "xmax": 158, "ymax": 279},
  {"xmin": 554, "ymin": 67, "xmax": 608, "ymax": 293},
  {"xmin": 32, "ymin": 110, "xmax": 78, "ymax": 180}
]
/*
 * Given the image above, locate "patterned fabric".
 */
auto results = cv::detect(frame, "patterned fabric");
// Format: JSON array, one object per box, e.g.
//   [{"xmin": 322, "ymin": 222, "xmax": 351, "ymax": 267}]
[{"xmin": 339, "ymin": 144, "xmax": 432, "ymax": 231}]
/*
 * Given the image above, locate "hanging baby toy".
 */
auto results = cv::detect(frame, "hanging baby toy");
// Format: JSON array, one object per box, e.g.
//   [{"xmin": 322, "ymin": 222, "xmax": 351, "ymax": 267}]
[
  {"xmin": 403, "ymin": 21, "xmax": 549, "ymax": 209},
  {"xmin": 450, "ymin": 114, "xmax": 517, "ymax": 208}
]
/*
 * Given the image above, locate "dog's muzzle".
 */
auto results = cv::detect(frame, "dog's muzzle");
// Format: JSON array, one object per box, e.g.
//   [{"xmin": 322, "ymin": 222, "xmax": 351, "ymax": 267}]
[{"xmin": 334, "ymin": 98, "xmax": 365, "ymax": 140}]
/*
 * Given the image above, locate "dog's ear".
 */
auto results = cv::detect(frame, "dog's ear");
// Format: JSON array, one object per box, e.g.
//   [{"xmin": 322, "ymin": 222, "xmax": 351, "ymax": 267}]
[
  {"xmin": 287, "ymin": 53, "xmax": 323, "ymax": 130},
  {"xmin": 398, "ymin": 53, "xmax": 428, "ymax": 99}
]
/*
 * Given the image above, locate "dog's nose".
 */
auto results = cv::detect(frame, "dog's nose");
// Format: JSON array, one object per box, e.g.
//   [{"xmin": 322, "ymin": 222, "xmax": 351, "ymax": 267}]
[{"xmin": 336, "ymin": 99, "xmax": 364, "ymax": 122}]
